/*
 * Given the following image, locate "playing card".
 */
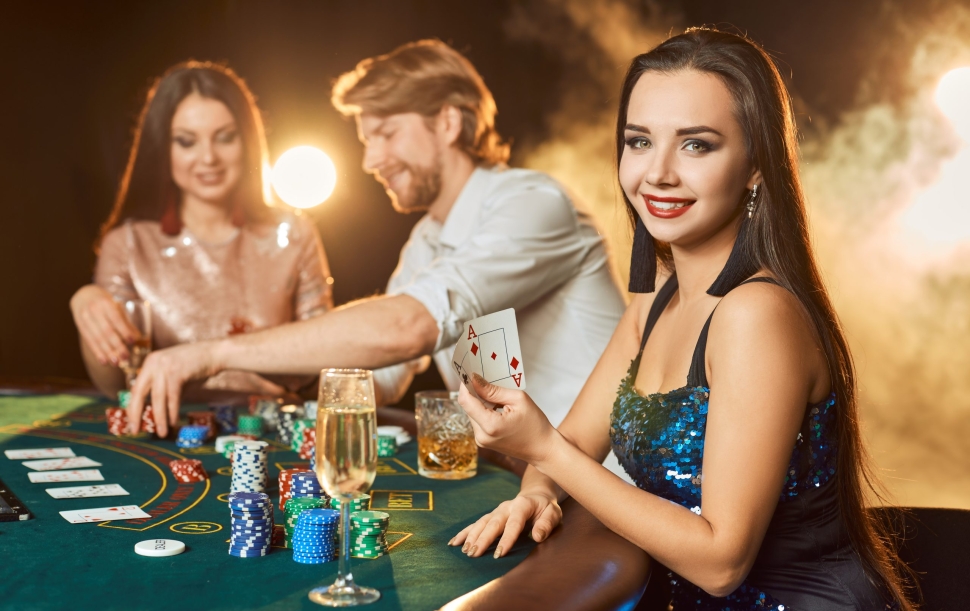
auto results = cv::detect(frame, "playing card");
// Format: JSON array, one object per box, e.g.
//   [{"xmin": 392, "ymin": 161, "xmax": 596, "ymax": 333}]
[
  {"xmin": 46, "ymin": 484, "xmax": 130, "ymax": 499},
  {"xmin": 452, "ymin": 308, "xmax": 526, "ymax": 391},
  {"xmin": 22, "ymin": 456, "xmax": 102, "ymax": 471},
  {"xmin": 28, "ymin": 469, "xmax": 104, "ymax": 483},
  {"xmin": 4, "ymin": 447, "xmax": 76, "ymax": 460},
  {"xmin": 59, "ymin": 505, "xmax": 151, "ymax": 524}
]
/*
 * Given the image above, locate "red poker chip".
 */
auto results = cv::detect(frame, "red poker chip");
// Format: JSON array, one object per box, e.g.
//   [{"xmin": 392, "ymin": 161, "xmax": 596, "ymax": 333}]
[{"xmin": 169, "ymin": 459, "xmax": 207, "ymax": 482}]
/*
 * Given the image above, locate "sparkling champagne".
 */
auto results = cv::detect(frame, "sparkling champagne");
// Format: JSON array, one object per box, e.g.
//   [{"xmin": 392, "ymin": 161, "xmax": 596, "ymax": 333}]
[{"xmin": 316, "ymin": 404, "xmax": 377, "ymax": 498}]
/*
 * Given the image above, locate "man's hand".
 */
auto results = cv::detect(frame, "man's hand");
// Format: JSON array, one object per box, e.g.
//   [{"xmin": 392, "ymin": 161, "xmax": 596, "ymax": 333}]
[{"xmin": 128, "ymin": 341, "xmax": 222, "ymax": 437}]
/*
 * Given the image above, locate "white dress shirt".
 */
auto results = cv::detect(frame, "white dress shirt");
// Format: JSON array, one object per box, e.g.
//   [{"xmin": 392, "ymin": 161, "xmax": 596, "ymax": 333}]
[{"xmin": 372, "ymin": 166, "xmax": 631, "ymax": 478}]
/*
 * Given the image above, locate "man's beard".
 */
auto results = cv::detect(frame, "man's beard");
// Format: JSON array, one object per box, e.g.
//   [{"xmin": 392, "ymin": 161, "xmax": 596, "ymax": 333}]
[{"xmin": 385, "ymin": 159, "xmax": 443, "ymax": 213}]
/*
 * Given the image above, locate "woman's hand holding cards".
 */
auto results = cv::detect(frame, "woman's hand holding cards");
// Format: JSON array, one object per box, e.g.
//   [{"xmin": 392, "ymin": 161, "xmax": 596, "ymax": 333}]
[
  {"xmin": 457, "ymin": 374, "xmax": 558, "ymax": 466},
  {"xmin": 452, "ymin": 374, "xmax": 568, "ymax": 558}
]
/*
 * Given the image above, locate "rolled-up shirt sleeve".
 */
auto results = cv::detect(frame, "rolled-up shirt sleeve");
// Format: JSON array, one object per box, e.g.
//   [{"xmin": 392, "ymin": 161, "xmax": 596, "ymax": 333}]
[{"xmin": 390, "ymin": 185, "xmax": 591, "ymax": 352}]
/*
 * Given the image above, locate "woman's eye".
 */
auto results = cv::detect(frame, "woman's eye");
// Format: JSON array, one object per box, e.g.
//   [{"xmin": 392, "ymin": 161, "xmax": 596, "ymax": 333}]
[
  {"xmin": 216, "ymin": 131, "xmax": 238, "ymax": 144},
  {"xmin": 684, "ymin": 139, "xmax": 712, "ymax": 153},
  {"xmin": 174, "ymin": 137, "xmax": 194, "ymax": 148},
  {"xmin": 625, "ymin": 136, "xmax": 650, "ymax": 150}
]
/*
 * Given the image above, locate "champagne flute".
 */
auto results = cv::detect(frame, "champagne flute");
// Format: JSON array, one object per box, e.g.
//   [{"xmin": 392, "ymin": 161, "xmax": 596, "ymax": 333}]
[
  {"xmin": 310, "ymin": 368, "xmax": 380, "ymax": 607},
  {"xmin": 118, "ymin": 299, "xmax": 151, "ymax": 389}
]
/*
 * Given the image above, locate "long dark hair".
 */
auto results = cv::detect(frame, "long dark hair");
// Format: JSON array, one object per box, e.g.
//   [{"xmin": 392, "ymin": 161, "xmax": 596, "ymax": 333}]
[
  {"xmin": 617, "ymin": 28, "xmax": 914, "ymax": 608},
  {"xmin": 99, "ymin": 60, "xmax": 272, "ymax": 247}
]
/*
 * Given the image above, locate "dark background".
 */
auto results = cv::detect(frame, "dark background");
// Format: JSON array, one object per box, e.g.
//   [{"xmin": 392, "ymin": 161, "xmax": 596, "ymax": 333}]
[{"xmin": 0, "ymin": 0, "xmax": 936, "ymax": 398}]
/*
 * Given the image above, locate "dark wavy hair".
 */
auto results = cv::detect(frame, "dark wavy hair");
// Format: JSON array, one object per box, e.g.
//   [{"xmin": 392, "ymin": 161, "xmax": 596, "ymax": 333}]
[
  {"xmin": 618, "ymin": 27, "xmax": 914, "ymax": 609},
  {"xmin": 98, "ymin": 60, "xmax": 272, "ymax": 248}
]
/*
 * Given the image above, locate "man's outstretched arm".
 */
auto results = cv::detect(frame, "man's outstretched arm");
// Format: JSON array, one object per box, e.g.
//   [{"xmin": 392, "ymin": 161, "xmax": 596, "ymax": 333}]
[{"xmin": 128, "ymin": 294, "xmax": 439, "ymax": 436}]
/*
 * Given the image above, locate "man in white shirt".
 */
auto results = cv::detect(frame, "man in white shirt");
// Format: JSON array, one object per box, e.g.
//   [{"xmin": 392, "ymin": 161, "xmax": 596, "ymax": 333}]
[{"xmin": 128, "ymin": 40, "xmax": 628, "ymax": 475}]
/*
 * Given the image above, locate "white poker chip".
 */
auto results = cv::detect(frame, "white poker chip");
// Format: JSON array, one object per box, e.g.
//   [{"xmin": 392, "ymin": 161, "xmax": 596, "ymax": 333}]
[
  {"xmin": 377, "ymin": 426, "xmax": 410, "ymax": 445},
  {"xmin": 134, "ymin": 539, "xmax": 186, "ymax": 557}
]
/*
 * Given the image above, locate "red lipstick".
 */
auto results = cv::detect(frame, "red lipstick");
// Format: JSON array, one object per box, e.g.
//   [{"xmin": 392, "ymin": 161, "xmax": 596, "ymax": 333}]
[{"xmin": 643, "ymin": 194, "xmax": 695, "ymax": 219}]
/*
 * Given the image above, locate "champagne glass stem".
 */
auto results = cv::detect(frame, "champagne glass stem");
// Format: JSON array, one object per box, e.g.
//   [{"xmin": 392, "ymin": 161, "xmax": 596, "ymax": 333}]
[{"xmin": 338, "ymin": 498, "xmax": 354, "ymax": 589}]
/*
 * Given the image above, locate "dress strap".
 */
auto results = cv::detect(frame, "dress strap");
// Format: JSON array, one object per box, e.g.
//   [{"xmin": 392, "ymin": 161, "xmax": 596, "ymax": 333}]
[
  {"xmin": 686, "ymin": 277, "xmax": 781, "ymax": 388},
  {"xmin": 637, "ymin": 275, "xmax": 679, "ymax": 356}
]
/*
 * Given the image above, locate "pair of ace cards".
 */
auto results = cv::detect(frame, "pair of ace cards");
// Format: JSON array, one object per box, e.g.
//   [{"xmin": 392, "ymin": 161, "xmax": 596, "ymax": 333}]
[{"xmin": 452, "ymin": 309, "xmax": 526, "ymax": 402}]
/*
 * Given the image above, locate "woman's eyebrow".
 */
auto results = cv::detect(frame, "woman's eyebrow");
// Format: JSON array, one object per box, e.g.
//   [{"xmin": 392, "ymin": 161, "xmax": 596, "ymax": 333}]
[
  {"xmin": 675, "ymin": 125, "xmax": 723, "ymax": 137},
  {"xmin": 624, "ymin": 123, "xmax": 649, "ymax": 134}
]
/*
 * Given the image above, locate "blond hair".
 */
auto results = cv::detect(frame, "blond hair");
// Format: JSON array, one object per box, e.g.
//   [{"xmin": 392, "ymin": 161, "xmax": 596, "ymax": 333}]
[{"xmin": 332, "ymin": 39, "xmax": 510, "ymax": 166}]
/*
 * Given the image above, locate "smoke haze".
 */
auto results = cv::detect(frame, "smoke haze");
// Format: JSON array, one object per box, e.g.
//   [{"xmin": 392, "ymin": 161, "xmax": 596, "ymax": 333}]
[{"xmin": 508, "ymin": 0, "xmax": 970, "ymax": 508}]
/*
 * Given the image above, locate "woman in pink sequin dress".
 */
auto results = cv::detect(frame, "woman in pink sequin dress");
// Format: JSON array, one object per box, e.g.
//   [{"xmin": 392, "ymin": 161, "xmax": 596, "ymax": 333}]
[{"xmin": 70, "ymin": 61, "xmax": 333, "ymax": 398}]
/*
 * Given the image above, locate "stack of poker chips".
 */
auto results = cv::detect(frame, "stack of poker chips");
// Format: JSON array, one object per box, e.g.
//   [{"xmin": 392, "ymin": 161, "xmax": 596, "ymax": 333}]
[
  {"xmin": 236, "ymin": 415, "xmax": 263, "ymax": 438},
  {"xmin": 291, "ymin": 419, "xmax": 315, "ymax": 453},
  {"xmin": 169, "ymin": 458, "xmax": 208, "ymax": 483},
  {"xmin": 329, "ymin": 494, "xmax": 370, "ymax": 517},
  {"xmin": 228, "ymin": 491, "xmax": 274, "ymax": 557},
  {"xmin": 215, "ymin": 435, "xmax": 246, "ymax": 455},
  {"xmin": 176, "ymin": 425, "xmax": 209, "ymax": 449},
  {"xmin": 377, "ymin": 434, "xmax": 397, "ymax": 457},
  {"xmin": 223, "ymin": 440, "xmax": 238, "ymax": 461},
  {"xmin": 106, "ymin": 391, "xmax": 156, "ymax": 436},
  {"xmin": 278, "ymin": 467, "xmax": 306, "ymax": 511},
  {"xmin": 230, "ymin": 440, "xmax": 269, "ymax": 493},
  {"xmin": 349, "ymin": 511, "xmax": 391, "ymax": 558},
  {"xmin": 284, "ymin": 496, "xmax": 328, "ymax": 547},
  {"xmin": 298, "ymin": 427, "xmax": 316, "ymax": 460},
  {"xmin": 106, "ymin": 408, "xmax": 128, "ymax": 436},
  {"xmin": 291, "ymin": 508, "xmax": 339, "ymax": 564},
  {"xmin": 290, "ymin": 471, "xmax": 326, "ymax": 502},
  {"xmin": 277, "ymin": 404, "xmax": 304, "ymax": 445},
  {"xmin": 210, "ymin": 403, "xmax": 237, "ymax": 433},
  {"xmin": 187, "ymin": 411, "xmax": 217, "ymax": 439},
  {"xmin": 249, "ymin": 396, "xmax": 282, "ymax": 433},
  {"xmin": 303, "ymin": 400, "xmax": 318, "ymax": 421}
]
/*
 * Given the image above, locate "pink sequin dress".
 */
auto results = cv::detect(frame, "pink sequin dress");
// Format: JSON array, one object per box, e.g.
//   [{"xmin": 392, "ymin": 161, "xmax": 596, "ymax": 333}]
[{"xmin": 95, "ymin": 211, "xmax": 332, "ymax": 393}]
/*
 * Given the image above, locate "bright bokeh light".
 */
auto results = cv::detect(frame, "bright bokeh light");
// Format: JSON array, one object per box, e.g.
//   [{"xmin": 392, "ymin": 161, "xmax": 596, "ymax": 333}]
[
  {"xmin": 934, "ymin": 66, "xmax": 970, "ymax": 141},
  {"xmin": 899, "ymin": 147, "xmax": 970, "ymax": 248},
  {"xmin": 271, "ymin": 146, "xmax": 337, "ymax": 209}
]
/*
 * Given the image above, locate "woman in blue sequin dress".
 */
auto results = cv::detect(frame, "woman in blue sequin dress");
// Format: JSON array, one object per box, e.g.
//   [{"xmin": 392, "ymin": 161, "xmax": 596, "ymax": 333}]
[{"xmin": 449, "ymin": 28, "xmax": 913, "ymax": 611}]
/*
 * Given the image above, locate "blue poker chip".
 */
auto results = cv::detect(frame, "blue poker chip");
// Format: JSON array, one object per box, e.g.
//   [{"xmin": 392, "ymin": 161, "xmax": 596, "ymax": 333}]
[
  {"xmin": 230, "ymin": 513, "xmax": 271, "ymax": 520},
  {"xmin": 291, "ymin": 544, "xmax": 337, "ymax": 553},
  {"xmin": 292, "ymin": 556, "xmax": 332, "ymax": 564},
  {"xmin": 299, "ymin": 509, "xmax": 339, "ymax": 523},
  {"xmin": 292, "ymin": 533, "xmax": 336, "ymax": 542},
  {"xmin": 228, "ymin": 492, "xmax": 270, "ymax": 504},
  {"xmin": 230, "ymin": 540, "xmax": 271, "ymax": 547}
]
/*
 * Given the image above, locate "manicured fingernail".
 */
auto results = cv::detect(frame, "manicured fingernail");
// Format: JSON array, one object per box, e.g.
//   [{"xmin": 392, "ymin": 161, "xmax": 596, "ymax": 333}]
[
  {"xmin": 447, "ymin": 537, "xmax": 455, "ymax": 546},
  {"xmin": 493, "ymin": 546, "xmax": 503, "ymax": 559},
  {"xmin": 468, "ymin": 546, "xmax": 477, "ymax": 557},
  {"xmin": 461, "ymin": 543, "xmax": 469, "ymax": 553}
]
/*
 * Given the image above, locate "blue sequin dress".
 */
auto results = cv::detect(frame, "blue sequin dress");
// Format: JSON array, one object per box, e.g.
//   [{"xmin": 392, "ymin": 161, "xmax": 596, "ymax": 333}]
[{"xmin": 610, "ymin": 276, "xmax": 896, "ymax": 611}]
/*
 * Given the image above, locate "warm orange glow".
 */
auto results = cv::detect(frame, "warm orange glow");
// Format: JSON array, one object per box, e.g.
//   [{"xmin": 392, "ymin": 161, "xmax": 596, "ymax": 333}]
[
  {"xmin": 897, "ymin": 67, "xmax": 970, "ymax": 248},
  {"xmin": 934, "ymin": 66, "xmax": 970, "ymax": 141},
  {"xmin": 271, "ymin": 146, "xmax": 337, "ymax": 209}
]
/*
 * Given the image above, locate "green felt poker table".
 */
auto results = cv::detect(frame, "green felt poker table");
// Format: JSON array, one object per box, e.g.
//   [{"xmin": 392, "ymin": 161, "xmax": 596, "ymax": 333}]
[{"xmin": 0, "ymin": 388, "xmax": 650, "ymax": 611}]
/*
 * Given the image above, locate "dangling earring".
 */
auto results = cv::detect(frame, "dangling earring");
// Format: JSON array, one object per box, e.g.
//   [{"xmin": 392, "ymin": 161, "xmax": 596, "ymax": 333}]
[
  {"xmin": 160, "ymin": 192, "xmax": 182, "ymax": 236},
  {"xmin": 707, "ymin": 184, "xmax": 760, "ymax": 296}
]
